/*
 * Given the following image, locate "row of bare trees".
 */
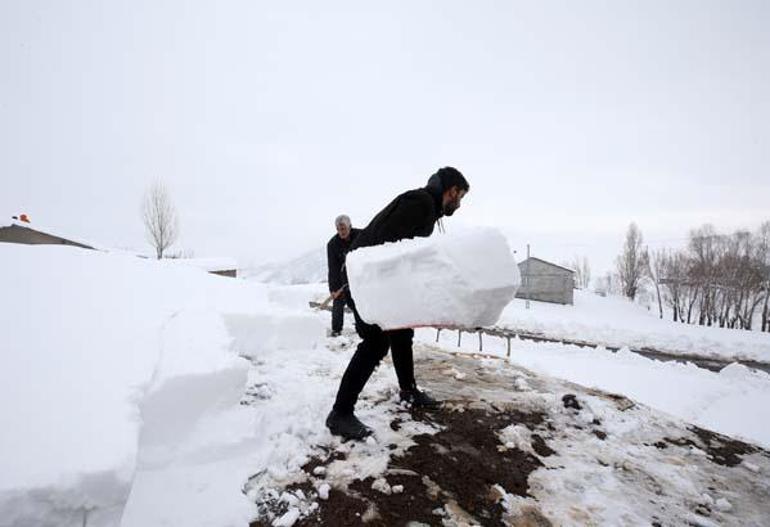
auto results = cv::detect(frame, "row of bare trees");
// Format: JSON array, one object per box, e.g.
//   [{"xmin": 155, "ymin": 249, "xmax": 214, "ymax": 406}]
[
  {"xmin": 561, "ymin": 256, "xmax": 592, "ymax": 290},
  {"xmin": 616, "ymin": 222, "xmax": 770, "ymax": 332}
]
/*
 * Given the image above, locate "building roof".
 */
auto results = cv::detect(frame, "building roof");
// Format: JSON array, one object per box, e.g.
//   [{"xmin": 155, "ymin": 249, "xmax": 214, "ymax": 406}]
[
  {"xmin": 0, "ymin": 219, "xmax": 98, "ymax": 250},
  {"xmin": 518, "ymin": 256, "xmax": 575, "ymax": 274}
]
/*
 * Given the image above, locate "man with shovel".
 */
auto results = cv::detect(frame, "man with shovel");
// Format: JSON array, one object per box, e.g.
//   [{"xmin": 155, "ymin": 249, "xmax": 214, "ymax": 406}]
[
  {"xmin": 326, "ymin": 215, "xmax": 360, "ymax": 337},
  {"xmin": 326, "ymin": 167, "xmax": 469, "ymax": 440}
]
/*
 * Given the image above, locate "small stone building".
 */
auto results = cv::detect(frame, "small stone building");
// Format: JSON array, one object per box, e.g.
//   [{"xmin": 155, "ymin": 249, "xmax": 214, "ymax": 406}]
[{"xmin": 516, "ymin": 257, "xmax": 575, "ymax": 305}]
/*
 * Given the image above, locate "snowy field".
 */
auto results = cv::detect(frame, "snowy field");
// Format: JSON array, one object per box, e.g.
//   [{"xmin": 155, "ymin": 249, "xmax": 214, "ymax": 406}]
[{"xmin": 2, "ymin": 243, "xmax": 769, "ymax": 525}]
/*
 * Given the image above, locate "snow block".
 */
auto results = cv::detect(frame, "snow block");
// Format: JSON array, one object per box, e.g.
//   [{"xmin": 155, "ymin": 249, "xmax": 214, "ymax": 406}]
[
  {"xmin": 131, "ymin": 310, "xmax": 251, "ymax": 469},
  {"xmin": 346, "ymin": 227, "xmax": 520, "ymax": 329},
  {"xmin": 223, "ymin": 311, "xmax": 324, "ymax": 360}
]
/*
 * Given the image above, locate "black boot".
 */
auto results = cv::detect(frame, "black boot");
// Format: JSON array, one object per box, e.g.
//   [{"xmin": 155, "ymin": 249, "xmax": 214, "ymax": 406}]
[
  {"xmin": 326, "ymin": 409, "xmax": 373, "ymax": 440},
  {"xmin": 400, "ymin": 388, "xmax": 440, "ymax": 408}
]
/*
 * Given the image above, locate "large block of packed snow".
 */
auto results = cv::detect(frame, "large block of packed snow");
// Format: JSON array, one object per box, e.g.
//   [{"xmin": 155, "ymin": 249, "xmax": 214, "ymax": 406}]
[{"xmin": 346, "ymin": 227, "xmax": 520, "ymax": 329}]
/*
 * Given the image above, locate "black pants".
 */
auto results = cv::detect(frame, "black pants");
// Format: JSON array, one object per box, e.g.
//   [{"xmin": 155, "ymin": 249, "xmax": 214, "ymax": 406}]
[
  {"xmin": 333, "ymin": 299, "xmax": 416, "ymax": 415},
  {"xmin": 331, "ymin": 295, "xmax": 353, "ymax": 333}
]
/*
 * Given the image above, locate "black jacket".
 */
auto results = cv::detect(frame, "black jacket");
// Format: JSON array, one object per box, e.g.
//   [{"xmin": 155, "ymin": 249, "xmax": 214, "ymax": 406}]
[
  {"xmin": 327, "ymin": 228, "xmax": 361, "ymax": 292},
  {"xmin": 350, "ymin": 186, "xmax": 444, "ymax": 252}
]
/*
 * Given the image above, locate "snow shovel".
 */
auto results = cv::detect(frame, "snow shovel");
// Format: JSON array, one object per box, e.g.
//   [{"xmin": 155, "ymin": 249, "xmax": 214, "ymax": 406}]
[{"xmin": 317, "ymin": 284, "xmax": 349, "ymax": 310}]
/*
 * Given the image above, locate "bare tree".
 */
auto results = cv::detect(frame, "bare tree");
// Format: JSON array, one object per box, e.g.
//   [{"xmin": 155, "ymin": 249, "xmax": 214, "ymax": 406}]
[
  {"xmin": 646, "ymin": 248, "xmax": 667, "ymax": 319},
  {"xmin": 595, "ymin": 271, "xmax": 619, "ymax": 296},
  {"xmin": 142, "ymin": 181, "xmax": 179, "ymax": 259},
  {"xmin": 758, "ymin": 221, "xmax": 770, "ymax": 332},
  {"xmin": 571, "ymin": 256, "xmax": 591, "ymax": 290},
  {"xmin": 688, "ymin": 225, "xmax": 720, "ymax": 326},
  {"xmin": 661, "ymin": 252, "xmax": 686, "ymax": 322},
  {"xmin": 616, "ymin": 223, "xmax": 648, "ymax": 301},
  {"xmin": 722, "ymin": 230, "xmax": 763, "ymax": 329},
  {"xmin": 657, "ymin": 222, "xmax": 769, "ymax": 331}
]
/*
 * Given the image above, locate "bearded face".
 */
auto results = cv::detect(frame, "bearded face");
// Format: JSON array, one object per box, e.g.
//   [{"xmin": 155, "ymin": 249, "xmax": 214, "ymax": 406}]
[{"xmin": 443, "ymin": 188, "xmax": 467, "ymax": 216}]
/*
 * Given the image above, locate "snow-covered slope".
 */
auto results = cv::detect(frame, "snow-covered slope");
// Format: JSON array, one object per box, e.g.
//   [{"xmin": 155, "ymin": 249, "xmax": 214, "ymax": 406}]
[
  {"xmin": 499, "ymin": 290, "xmax": 770, "ymax": 363},
  {"xmin": 244, "ymin": 247, "xmax": 327, "ymax": 285},
  {"xmin": 421, "ymin": 327, "xmax": 770, "ymax": 449}
]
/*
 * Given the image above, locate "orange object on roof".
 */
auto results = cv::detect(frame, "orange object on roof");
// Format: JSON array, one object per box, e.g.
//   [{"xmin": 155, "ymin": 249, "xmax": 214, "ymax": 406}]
[{"xmin": 19, "ymin": 214, "xmax": 30, "ymax": 223}]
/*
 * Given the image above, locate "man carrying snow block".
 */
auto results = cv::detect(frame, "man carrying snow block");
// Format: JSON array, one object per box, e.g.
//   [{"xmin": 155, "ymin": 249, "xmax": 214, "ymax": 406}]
[
  {"xmin": 327, "ymin": 214, "xmax": 360, "ymax": 337},
  {"xmin": 326, "ymin": 167, "xmax": 469, "ymax": 440}
]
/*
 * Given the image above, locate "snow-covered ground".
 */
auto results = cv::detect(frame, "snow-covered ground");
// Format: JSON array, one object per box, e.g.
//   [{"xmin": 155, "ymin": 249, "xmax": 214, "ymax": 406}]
[
  {"xmin": 299, "ymin": 282, "xmax": 770, "ymax": 449},
  {"xmin": 420, "ymin": 328, "xmax": 770, "ymax": 450},
  {"xmin": 3, "ymin": 244, "xmax": 769, "ymax": 525},
  {"xmin": 250, "ymin": 341, "xmax": 770, "ymax": 526},
  {"xmin": 499, "ymin": 290, "xmax": 770, "ymax": 363}
]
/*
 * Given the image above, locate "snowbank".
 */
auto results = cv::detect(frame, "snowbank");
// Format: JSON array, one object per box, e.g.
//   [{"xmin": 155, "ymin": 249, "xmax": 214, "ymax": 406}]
[
  {"xmin": 0, "ymin": 244, "xmax": 324, "ymax": 526},
  {"xmin": 346, "ymin": 227, "xmax": 520, "ymax": 329},
  {"xmin": 165, "ymin": 257, "xmax": 239, "ymax": 272},
  {"xmin": 499, "ymin": 290, "xmax": 770, "ymax": 363}
]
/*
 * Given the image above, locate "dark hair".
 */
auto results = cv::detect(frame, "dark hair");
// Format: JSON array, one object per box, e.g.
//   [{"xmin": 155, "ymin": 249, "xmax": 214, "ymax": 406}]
[{"xmin": 427, "ymin": 166, "xmax": 469, "ymax": 193}]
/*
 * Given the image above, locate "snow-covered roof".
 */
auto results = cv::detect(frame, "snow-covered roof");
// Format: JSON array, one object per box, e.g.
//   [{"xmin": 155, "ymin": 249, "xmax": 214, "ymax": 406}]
[
  {"xmin": 519, "ymin": 256, "xmax": 576, "ymax": 274},
  {"xmin": 1, "ymin": 218, "xmax": 100, "ymax": 250}
]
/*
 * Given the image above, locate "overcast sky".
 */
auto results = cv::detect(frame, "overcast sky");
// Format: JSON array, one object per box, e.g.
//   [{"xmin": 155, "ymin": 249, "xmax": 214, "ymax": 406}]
[{"xmin": 2, "ymin": 1, "xmax": 768, "ymax": 275}]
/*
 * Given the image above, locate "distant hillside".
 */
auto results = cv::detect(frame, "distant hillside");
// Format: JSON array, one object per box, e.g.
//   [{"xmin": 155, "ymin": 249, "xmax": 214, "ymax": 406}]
[{"xmin": 244, "ymin": 247, "xmax": 327, "ymax": 285}]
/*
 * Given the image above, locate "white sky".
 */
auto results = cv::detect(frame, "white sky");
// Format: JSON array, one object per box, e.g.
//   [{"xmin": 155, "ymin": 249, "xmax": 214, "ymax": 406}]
[{"xmin": 2, "ymin": 1, "xmax": 768, "ymax": 276}]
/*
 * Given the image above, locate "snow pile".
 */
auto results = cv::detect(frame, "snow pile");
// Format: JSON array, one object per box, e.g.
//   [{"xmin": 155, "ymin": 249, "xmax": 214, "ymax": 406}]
[
  {"xmin": 346, "ymin": 227, "xmax": 520, "ymax": 329},
  {"xmin": 266, "ymin": 283, "xmax": 330, "ymax": 311},
  {"xmin": 0, "ymin": 244, "xmax": 324, "ymax": 526}
]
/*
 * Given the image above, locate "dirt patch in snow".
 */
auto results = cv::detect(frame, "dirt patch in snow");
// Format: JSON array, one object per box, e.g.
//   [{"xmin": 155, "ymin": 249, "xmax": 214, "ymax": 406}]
[
  {"xmin": 656, "ymin": 425, "xmax": 761, "ymax": 467},
  {"xmin": 251, "ymin": 405, "xmax": 548, "ymax": 526}
]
